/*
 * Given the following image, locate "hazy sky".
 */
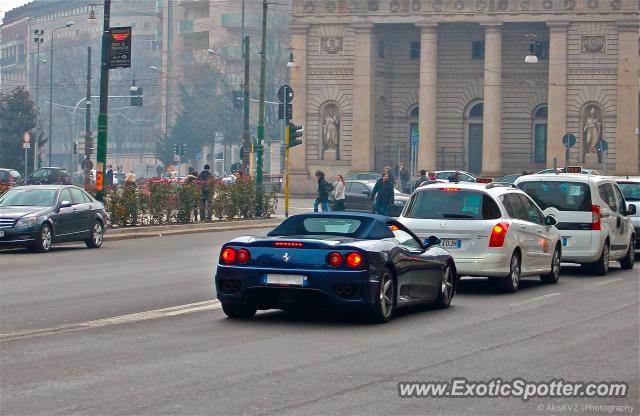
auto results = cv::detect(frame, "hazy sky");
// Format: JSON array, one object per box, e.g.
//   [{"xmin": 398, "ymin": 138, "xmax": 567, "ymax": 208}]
[{"xmin": 0, "ymin": 0, "xmax": 32, "ymax": 22}]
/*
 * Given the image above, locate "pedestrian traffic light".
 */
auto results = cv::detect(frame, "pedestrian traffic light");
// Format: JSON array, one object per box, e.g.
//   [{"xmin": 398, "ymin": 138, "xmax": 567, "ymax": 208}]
[
  {"xmin": 180, "ymin": 144, "xmax": 187, "ymax": 156},
  {"xmin": 173, "ymin": 144, "xmax": 179, "ymax": 155},
  {"xmin": 73, "ymin": 141, "xmax": 78, "ymax": 154},
  {"xmin": 130, "ymin": 84, "xmax": 143, "ymax": 106},
  {"xmin": 288, "ymin": 122, "xmax": 303, "ymax": 148}
]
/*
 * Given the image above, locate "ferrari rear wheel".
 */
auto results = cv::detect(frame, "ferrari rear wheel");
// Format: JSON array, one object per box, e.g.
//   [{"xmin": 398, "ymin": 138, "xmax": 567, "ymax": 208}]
[
  {"xmin": 369, "ymin": 267, "xmax": 395, "ymax": 323},
  {"xmin": 221, "ymin": 302, "xmax": 257, "ymax": 319},
  {"xmin": 434, "ymin": 263, "xmax": 455, "ymax": 309}
]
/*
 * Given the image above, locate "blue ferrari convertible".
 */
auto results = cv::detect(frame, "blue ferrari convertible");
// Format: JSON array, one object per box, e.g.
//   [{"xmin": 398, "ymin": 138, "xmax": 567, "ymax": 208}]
[{"xmin": 215, "ymin": 212, "xmax": 457, "ymax": 322}]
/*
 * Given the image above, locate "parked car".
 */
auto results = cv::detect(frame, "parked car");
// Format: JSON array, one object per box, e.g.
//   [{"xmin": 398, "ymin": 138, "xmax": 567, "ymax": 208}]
[
  {"xmin": 343, "ymin": 180, "xmax": 409, "ymax": 217},
  {"xmin": 215, "ymin": 212, "xmax": 457, "ymax": 322},
  {"xmin": 434, "ymin": 170, "xmax": 477, "ymax": 182},
  {"xmin": 0, "ymin": 168, "xmax": 23, "ymax": 186},
  {"xmin": 398, "ymin": 182, "xmax": 562, "ymax": 292},
  {"xmin": 615, "ymin": 176, "xmax": 640, "ymax": 253},
  {"xmin": 496, "ymin": 173, "xmax": 522, "ymax": 184},
  {"xmin": 516, "ymin": 173, "xmax": 636, "ymax": 274},
  {"xmin": 0, "ymin": 185, "xmax": 108, "ymax": 252},
  {"xmin": 345, "ymin": 172, "xmax": 381, "ymax": 181},
  {"xmin": 21, "ymin": 167, "xmax": 71, "ymax": 185}
]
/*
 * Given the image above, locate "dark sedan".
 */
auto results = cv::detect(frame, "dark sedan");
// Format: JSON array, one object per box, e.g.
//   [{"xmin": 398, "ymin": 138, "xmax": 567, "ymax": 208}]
[
  {"xmin": 344, "ymin": 180, "xmax": 409, "ymax": 217},
  {"xmin": 215, "ymin": 213, "xmax": 457, "ymax": 322},
  {"xmin": 0, "ymin": 185, "xmax": 108, "ymax": 252},
  {"xmin": 20, "ymin": 167, "xmax": 71, "ymax": 185}
]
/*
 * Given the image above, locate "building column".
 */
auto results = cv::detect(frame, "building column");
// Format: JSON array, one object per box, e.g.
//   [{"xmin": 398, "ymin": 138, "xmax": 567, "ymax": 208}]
[
  {"xmin": 417, "ymin": 22, "xmax": 438, "ymax": 172},
  {"xmin": 481, "ymin": 23, "xmax": 502, "ymax": 177},
  {"xmin": 351, "ymin": 23, "xmax": 375, "ymax": 172},
  {"xmin": 288, "ymin": 23, "xmax": 313, "ymax": 193},
  {"xmin": 615, "ymin": 22, "xmax": 639, "ymax": 175},
  {"xmin": 546, "ymin": 22, "xmax": 569, "ymax": 169}
]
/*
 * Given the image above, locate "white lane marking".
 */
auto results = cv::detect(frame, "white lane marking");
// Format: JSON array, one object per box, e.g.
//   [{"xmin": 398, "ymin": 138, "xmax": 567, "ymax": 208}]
[
  {"xmin": 0, "ymin": 300, "xmax": 221, "ymax": 342},
  {"xmin": 592, "ymin": 277, "xmax": 624, "ymax": 286},
  {"xmin": 509, "ymin": 292, "xmax": 561, "ymax": 307}
]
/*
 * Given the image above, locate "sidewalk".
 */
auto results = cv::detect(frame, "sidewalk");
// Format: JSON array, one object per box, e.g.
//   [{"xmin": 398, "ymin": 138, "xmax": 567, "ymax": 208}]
[{"xmin": 105, "ymin": 217, "xmax": 284, "ymax": 241}]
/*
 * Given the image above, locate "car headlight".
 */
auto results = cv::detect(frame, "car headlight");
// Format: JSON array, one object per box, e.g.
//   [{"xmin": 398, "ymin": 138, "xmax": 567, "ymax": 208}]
[{"xmin": 16, "ymin": 217, "xmax": 37, "ymax": 228}]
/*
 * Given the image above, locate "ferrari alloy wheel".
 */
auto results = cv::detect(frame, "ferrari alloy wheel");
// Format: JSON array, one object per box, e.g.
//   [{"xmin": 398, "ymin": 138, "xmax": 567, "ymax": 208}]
[
  {"xmin": 540, "ymin": 247, "xmax": 561, "ymax": 284},
  {"xmin": 85, "ymin": 221, "xmax": 104, "ymax": 249},
  {"xmin": 222, "ymin": 302, "xmax": 257, "ymax": 319},
  {"xmin": 499, "ymin": 252, "xmax": 521, "ymax": 293},
  {"xmin": 370, "ymin": 268, "xmax": 395, "ymax": 323},
  {"xmin": 434, "ymin": 264, "xmax": 454, "ymax": 309},
  {"xmin": 619, "ymin": 238, "xmax": 635, "ymax": 270},
  {"xmin": 31, "ymin": 223, "xmax": 52, "ymax": 253}
]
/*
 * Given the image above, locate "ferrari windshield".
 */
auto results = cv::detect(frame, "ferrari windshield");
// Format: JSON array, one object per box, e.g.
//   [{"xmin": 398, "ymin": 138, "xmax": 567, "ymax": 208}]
[
  {"xmin": 0, "ymin": 188, "xmax": 57, "ymax": 207},
  {"xmin": 268, "ymin": 214, "xmax": 395, "ymax": 239}
]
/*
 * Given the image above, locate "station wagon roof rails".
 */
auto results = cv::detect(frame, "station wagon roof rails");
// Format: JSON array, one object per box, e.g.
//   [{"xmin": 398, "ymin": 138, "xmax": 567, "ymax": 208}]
[{"xmin": 485, "ymin": 182, "xmax": 517, "ymax": 189}]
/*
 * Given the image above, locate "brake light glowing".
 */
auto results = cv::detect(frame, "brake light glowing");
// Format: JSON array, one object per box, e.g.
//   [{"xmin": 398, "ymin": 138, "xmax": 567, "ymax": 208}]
[
  {"xmin": 273, "ymin": 242, "xmax": 304, "ymax": 247},
  {"xmin": 438, "ymin": 188, "xmax": 461, "ymax": 192},
  {"xmin": 489, "ymin": 222, "xmax": 510, "ymax": 247},
  {"xmin": 221, "ymin": 247, "xmax": 236, "ymax": 264},
  {"xmin": 327, "ymin": 252, "xmax": 343, "ymax": 267},
  {"xmin": 236, "ymin": 248, "xmax": 250, "ymax": 264},
  {"xmin": 345, "ymin": 252, "xmax": 363, "ymax": 268},
  {"xmin": 591, "ymin": 205, "xmax": 601, "ymax": 230}
]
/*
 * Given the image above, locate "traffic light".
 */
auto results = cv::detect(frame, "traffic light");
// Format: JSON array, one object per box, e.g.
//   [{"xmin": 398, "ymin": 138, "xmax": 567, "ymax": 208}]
[
  {"xmin": 73, "ymin": 141, "xmax": 78, "ymax": 154},
  {"xmin": 288, "ymin": 122, "xmax": 303, "ymax": 148},
  {"xmin": 130, "ymin": 85, "xmax": 143, "ymax": 106},
  {"xmin": 180, "ymin": 144, "xmax": 187, "ymax": 156},
  {"xmin": 173, "ymin": 144, "xmax": 179, "ymax": 155}
]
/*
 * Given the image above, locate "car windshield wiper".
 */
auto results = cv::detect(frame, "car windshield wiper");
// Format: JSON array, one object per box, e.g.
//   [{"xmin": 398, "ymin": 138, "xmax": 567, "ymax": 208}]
[{"xmin": 442, "ymin": 213, "xmax": 475, "ymax": 219}]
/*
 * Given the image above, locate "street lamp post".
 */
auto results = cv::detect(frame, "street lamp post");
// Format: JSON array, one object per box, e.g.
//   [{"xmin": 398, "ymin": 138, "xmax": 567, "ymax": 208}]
[
  {"xmin": 47, "ymin": 22, "xmax": 74, "ymax": 167},
  {"xmin": 33, "ymin": 29, "xmax": 45, "ymax": 172}
]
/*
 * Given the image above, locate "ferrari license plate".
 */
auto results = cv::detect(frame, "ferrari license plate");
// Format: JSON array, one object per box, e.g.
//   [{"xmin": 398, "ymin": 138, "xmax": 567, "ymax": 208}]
[
  {"xmin": 441, "ymin": 239, "xmax": 461, "ymax": 249},
  {"xmin": 266, "ymin": 274, "xmax": 306, "ymax": 286}
]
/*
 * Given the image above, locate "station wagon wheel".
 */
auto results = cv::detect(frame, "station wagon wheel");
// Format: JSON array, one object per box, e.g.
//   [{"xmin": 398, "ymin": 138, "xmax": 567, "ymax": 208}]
[
  {"xmin": 434, "ymin": 263, "xmax": 454, "ymax": 309},
  {"xmin": 589, "ymin": 242, "xmax": 609, "ymax": 276},
  {"xmin": 498, "ymin": 252, "xmax": 520, "ymax": 293},
  {"xmin": 540, "ymin": 247, "xmax": 561, "ymax": 284},
  {"xmin": 85, "ymin": 221, "xmax": 104, "ymax": 249},
  {"xmin": 369, "ymin": 268, "xmax": 395, "ymax": 323},
  {"xmin": 619, "ymin": 238, "xmax": 635, "ymax": 270}
]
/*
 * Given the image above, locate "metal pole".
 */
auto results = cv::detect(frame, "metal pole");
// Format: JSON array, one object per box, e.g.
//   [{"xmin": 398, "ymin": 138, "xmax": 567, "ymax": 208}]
[
  {"xmin": 285, "ymin": 122, "xmax": 290, "ymax": 218},
  {"xmin": 255, "ymin": 0, "xmax": 268, "ymax": 216},
  {"xmin": 24, "ymin": 147, "xmax": 28, "ymax": 177},
  {"xmin": 34, "ymin": 35, "xmax": 42, "ymax": 172},
  {"xmin": 95, "ymin": 0, "xmax": 111, "ymax": 201},
  {"xmin": 84, "ymin": 47, "xmax": 92, "ymax": 190},
  {"xmin": 48, "ymin": 30, "xmax": 55, "ymax": 166},
  {"xmin": 242, "ymin": 35, "xmax": 251, "ymax": 175}
]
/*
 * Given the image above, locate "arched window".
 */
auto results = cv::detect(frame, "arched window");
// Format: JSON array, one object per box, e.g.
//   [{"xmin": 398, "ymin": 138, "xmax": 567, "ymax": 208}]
[
  {"xmin": 409, "ymin": 106, "xmax": 419, "ymax": 118},
  {"xmin": 468, "ymin": 103, "xmax": 483, "ymax": 118},
  {"xmin": 465, "ymin": 101, "xmax": 483, "ymax": 174},
  {"xmin": 532, "ymin": 105, "xmax": 548, "ymax": 163}
]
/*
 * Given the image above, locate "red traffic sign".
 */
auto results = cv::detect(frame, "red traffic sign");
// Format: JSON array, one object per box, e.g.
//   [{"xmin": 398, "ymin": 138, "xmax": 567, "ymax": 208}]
[{"xmin": 23, "ymin": 131, "xmax": 31, "ymax": 144}]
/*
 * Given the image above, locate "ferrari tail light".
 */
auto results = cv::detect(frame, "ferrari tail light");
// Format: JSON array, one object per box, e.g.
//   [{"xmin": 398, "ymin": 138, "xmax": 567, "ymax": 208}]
[
  {"xmin": 345, "ymin": 252, "xmax": 363, "ymax": 268},
  {"xmin": 236, "ymin": 248, "xmax": 250, "ymax": 264},
  {"xmin": 273, "ymin": 241, "xmax": 304, "ymax": 248},
  {"xmin": 220, "ymin": 247, "xmax": 236, "ymax": 264},
  {"xmin": 591, "ymin": 205, "xmax": 601, "ymax": 230},
  {"xmin": 489, "ymin": 222, "xmax": 510, "ymax": 248},
  {"xmin": 327, "ymin": 252, "xmax": 343, "ymax": 267}
]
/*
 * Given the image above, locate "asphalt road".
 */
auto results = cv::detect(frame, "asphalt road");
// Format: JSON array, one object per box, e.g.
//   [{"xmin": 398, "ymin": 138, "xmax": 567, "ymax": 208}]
[{"xmin": 1, "ymin": 230, "xmax": 638, "ymax": 416}]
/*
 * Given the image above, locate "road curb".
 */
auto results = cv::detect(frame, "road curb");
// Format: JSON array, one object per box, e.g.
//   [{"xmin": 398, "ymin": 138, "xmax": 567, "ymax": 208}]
[{"xmin": 104, "ymin": 218, "xmax": 282, "ymax": 241}]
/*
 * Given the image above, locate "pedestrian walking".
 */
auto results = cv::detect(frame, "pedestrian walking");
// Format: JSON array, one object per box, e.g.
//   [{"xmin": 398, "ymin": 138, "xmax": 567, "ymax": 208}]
[
  {"xmin": 448, "ymin": 170, "xmax": 461, "ymax": 182},
  {"xmin": 125, "ymin": 170, "xmax": 136, "ymax": 186},
  {"xmin": 332, "ymin": 174, "xmax": 346, "ymax": 211},
  {"xmin": 371, "ymin": 172, "xmax": 394, "ymax": 216},
  {"xmin": 398, "ymin": 162, "xmax": 410, "ymax": 192},
  {"xmin": 105, "ymin": 165, "xmax": 114, "ymax": 187},
  {"xmin": 428, "ymin": 170, "xmax": 437, "ymax": 181},
  {"xmin": 384, "ymin": 166, "xmax": 395, "ymax": 185},
  {"xmin": 412, "ymin": 169, "xmax": 428, "ymax": 191},
  {"xmin": 198, "ymin": 164, "xmax": 213, "ymax": 221},
  {"xmin": 314, "ymin": 170, "xmax": 333, "ymax": 212}
]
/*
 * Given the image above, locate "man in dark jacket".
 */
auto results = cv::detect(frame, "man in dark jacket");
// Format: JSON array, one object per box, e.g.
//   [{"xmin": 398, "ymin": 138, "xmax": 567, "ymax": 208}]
[
  {"xmin": 398, "ymin": 162, "xmax": 410, "ymax": 192},
  {"xmin": 197, "ymin": 165, "xmax": 213, "ymax": 220},
  {"xmin": 371, "ymin": 173, "xmax": 394, "ymax": 216},
  {"xmin": 105, "ymin": 165, "xmax": 114, "ymax": 187},
  {"xmin": 313, "ymin": 170, "xmax": 333, "ymax": 212}
]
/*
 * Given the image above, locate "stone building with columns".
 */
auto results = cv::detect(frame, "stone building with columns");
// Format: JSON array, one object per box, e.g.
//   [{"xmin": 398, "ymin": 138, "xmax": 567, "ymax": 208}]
[{"xmin": 287, "ymin": 0, "xmax": 639, "ymax": 193}]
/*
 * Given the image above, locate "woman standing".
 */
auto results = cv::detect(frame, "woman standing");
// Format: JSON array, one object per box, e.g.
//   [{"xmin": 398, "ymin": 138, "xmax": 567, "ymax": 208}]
[{"xmin": 333, "ymin": 175, "xmax": 346, "ymax": 211}]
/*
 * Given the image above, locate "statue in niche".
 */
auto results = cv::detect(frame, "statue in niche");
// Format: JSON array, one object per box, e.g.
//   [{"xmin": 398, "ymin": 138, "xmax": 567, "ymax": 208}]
[
  {"xmin": 583, "ymin": 106, "xmax": 602, "ymax": 155},
  {"xmin": 322, "ymin": 104, "xmax": 340, "ymax": 160}
]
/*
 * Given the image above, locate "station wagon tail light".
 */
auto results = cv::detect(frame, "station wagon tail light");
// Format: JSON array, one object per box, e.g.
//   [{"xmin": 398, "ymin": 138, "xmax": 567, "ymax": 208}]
[
  {"xmin": 345, "ymin": 252, "xmax": 363, "ymax": 268},
  {"xmin": 489, "ymin": 222, "xmax": 510, "ymax": 247},
  {"xmin": 591, "ymin": 205, "xmax": 601, "ymax": 230},
  {"xmin": 273, "ymin": 242, "xmax": 304, "ymax": 248},
  {"xmin": 236, "ymin": 248, "xmax": 250, "ymax": 264},
  {"xmin": 327, "ymin": 252, "xmax": 343, "ymax": 267},
  {"xmin": 221, "ymin": 247, "xmax": 236, "ymax": 264}
]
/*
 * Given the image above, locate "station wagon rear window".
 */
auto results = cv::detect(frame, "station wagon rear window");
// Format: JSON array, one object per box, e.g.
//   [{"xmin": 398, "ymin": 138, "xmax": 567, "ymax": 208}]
[
  {"xmin": 404, "ymin": 189, "xmax": 501, "ymax": 220},
  {"xmin": 518, "ymin": 181, "xmax": 591, "ymax": 212}
]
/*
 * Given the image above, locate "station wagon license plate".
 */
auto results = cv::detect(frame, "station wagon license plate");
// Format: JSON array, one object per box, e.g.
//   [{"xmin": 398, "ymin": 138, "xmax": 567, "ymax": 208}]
[
  {"xmin": 266, "ymin": 274, "xmax": 306, "ymax": 286},
  {"xmin": 441, "ymin": 239, "xmax": 462, "ymax": 249}
]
